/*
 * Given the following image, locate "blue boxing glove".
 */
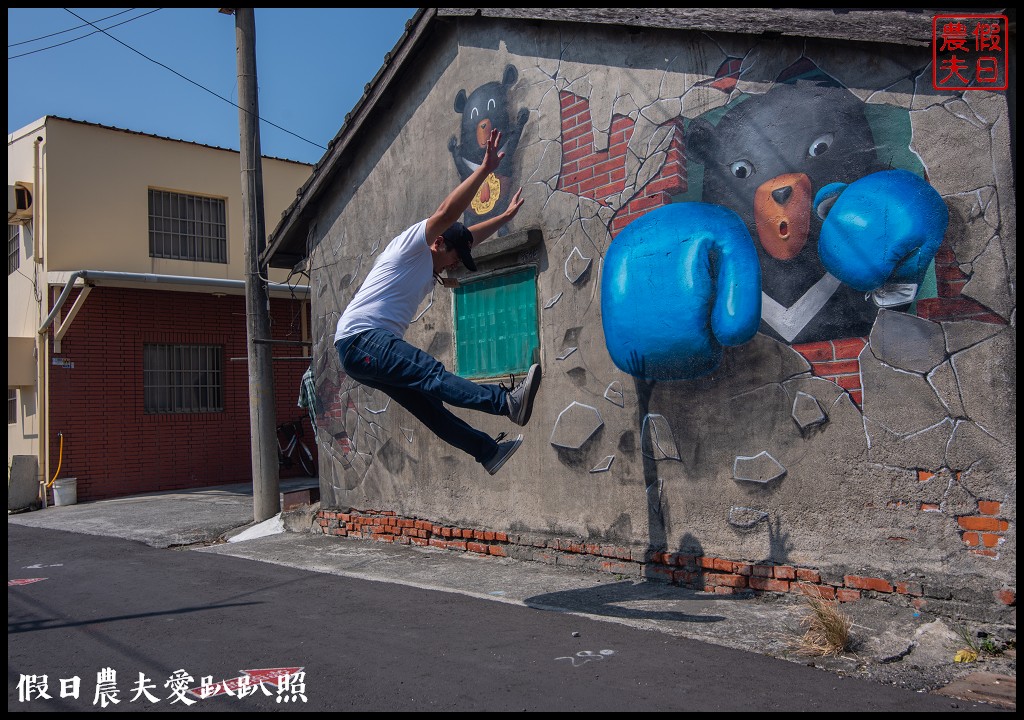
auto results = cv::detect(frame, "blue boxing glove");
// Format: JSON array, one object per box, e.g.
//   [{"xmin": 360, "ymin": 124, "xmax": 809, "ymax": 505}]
[
  {"xmin": 815, "ymin": 169, "xmax": 948, "ymax": 297},
  {"xmin": 601, "ymin": 203, "xmax": 762, "ymax": 381}
]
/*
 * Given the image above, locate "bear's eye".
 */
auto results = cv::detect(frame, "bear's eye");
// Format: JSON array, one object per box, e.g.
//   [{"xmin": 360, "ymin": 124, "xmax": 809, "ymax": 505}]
[
  {"xmin": 808, "ymin": 133, "xmax": 834, "ymax": 157},
  {"xmin": 470, "ymin": 107, "xmax": 479, "ymax": 120},
  {"xmin": 729, "ymin": 160, "xmax": 754, "ymax": 179},
  {"xmin": 487, "ymin": 98, "xmax": 496, "ymax": 111}
]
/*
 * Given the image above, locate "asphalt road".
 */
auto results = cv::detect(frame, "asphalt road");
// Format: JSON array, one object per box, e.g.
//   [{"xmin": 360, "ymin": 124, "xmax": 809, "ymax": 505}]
[{"xmin": 8, "ymin": 524, "xmax": 999, "ymax": 712}]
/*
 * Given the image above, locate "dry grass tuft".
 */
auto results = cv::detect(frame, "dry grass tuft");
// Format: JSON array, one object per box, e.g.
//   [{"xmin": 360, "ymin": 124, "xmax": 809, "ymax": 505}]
[{"xmin": 788, "ymin": 583, "xmax": 853, "ymax": 656}]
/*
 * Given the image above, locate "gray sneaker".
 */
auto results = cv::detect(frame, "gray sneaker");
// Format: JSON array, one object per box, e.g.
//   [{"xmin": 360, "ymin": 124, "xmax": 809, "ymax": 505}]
[
  {"xmin": 482, "ymin": 432, "xmax": 523, "ymax": 475},
  {"xmin": 503, "ymin": 363, "xmax": 541, "ymax": 426}
]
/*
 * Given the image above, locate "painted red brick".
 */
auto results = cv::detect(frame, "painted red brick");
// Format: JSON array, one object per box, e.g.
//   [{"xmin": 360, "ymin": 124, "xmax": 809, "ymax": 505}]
[
  {"xmin": 894, "ymin": 582, "xmax": 923, "ymax": 597},
  {"xmin": 813, "ymin": 359, "xmax": 861, "ymax": 375},
  {"xmin": 995, "ymin": 589, "xmax": 1016, "ymax": 606},
  {"xmin": 645, "ymin": 564, "xmax": 675, "ymax": 582},
  {"xmin": 844, "ymin": 576, "xmax": 893, "ymax": 593},
  {"xmin": 958, "ymin": 516, "xmax": 1008, "ymax": 532},
  {"xmin": 749, "ymin": 577, "xmax": 790, "ymax": 592},
  {"xmin": 774, "ymin": 566, "xmax": 796, "ymax": 580},
  {"xmin": 707, "ymin": 573, "xmax": 748, "ymax": 588},
  {"xmin": 833, "ymin": 374, "xmax": 863, "ymax": 390},
  {"xmin": 599, "ymin": 560, "xmax": 633, "ymax": 574},
  {"xmin": 977, "ymin": 500, "xmax": 1001, "ymax": 516},
  {"xmin": 981, "ymin": 533, "xmax": 1002, "ymax": 548},
  {"xmin": 795, "ymin": 568, "xmax": 821, "ymax": 583},
  {"xmin": 808, "ymin": 585, "xmax": 837, "ymax": 601},
  {"xmin": 712, "ymin": 558, "xmax": 735, "ymax": 572},
  {"xmin": 832, "ymin": 337, "xmax": 867, "ymax": 357}
]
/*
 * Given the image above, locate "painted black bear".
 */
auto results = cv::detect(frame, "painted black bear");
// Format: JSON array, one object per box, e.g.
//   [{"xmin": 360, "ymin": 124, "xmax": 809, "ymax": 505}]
[
  {"xmin": 684, "ymin": 81, "xmax": 889, "ymax": 344},
  {"xmin": 449, "ymin": 64, "xmax": 529, "ymax": 231}
]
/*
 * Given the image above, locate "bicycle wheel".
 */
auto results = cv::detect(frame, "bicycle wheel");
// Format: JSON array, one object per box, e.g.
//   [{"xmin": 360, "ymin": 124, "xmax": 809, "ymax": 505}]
[{"xmin": 297, "ymin": 441, "xmax": 317, "ymax": 477}]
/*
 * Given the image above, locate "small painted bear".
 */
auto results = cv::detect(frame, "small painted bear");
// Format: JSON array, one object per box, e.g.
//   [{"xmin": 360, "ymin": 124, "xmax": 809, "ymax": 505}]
[{"xmin": 449, "ymin": 64, "xmax": 529, "ymax": 231}]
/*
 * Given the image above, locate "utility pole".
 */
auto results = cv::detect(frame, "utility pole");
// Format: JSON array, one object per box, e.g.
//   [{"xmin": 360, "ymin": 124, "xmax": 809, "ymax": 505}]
[{"xmin": 232, "ymin": 7, "xmax": 279, "ymax": 521}]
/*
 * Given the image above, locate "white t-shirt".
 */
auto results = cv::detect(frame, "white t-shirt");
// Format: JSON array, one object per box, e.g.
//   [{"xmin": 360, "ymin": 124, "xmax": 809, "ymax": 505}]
[{"xmin": 335, "ymin": 220, "xmax": 434, "ymax": 342}]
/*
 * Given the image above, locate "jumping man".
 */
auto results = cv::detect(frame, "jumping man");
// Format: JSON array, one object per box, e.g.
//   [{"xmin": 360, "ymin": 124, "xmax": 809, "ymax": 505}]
[{"xmin": 334, "ymin": 129, "xmax": 540, "ymax": 475}]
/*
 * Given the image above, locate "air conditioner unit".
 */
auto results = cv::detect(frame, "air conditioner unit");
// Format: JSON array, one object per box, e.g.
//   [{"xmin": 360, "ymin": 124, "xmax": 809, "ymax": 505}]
[{"xmin": 8, "ymin": 181, "xmax": 33, "ymax": 224}]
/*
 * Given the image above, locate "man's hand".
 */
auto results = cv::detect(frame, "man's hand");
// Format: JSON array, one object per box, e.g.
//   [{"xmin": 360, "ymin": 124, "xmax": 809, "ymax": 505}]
[
  {"xmin": 467, "ymin": 186, "xmax": 526, "ymax": 245},
  {"xmin": 503, "ymin": 187, "xmax": 524, "ymax": 221},
  {"xmin": 481, "ymin": 129, "xmax": 504, "ymax": 175}
]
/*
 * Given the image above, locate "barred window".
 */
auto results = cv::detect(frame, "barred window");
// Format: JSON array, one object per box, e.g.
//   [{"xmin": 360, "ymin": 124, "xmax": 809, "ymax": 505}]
[
  {"xmin": 143, "ymin": 344, "xmax": 223, "ymax": 414},
  {"xmin": 453, "ymin": 267, "xmax": 539, "ymax": 379},
  {"xmin": 8, "ymin": 224, "xmax": 19, "ymax": 275},
  {"xmin": 148, "ymin": 189, "xmax": 227, "ymax": 263},
  {"xmin": 8, "ymin": 389, "xmax": 16, "ymax": 425}
]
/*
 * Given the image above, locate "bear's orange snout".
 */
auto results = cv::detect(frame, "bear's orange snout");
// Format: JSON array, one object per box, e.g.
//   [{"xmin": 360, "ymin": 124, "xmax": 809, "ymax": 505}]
[{"xmin": 753, "ymin": 173, "xmax": 812, "ymax": 260}]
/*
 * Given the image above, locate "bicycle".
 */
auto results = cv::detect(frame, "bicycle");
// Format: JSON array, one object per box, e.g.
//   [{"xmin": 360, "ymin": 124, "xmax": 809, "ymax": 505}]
[{"xmin": 277, "ymin": 419, "xmax": 316, "ymax": 477}]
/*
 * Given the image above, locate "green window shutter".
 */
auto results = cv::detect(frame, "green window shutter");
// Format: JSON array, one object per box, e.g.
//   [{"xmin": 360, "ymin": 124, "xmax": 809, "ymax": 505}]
[{"xmin": 454, "ymin": 268, "xmax": 539, "ymax": 379}]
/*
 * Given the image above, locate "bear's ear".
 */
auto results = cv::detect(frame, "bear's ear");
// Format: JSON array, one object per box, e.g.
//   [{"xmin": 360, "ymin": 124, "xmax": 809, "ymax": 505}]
[
  {"xmin": 454, "ymin": 89, "xmax": 467, "ymax": 114},
  {"xmin": 503, "ymin": 64, "xmax": 518, "ymax": 88},
  {"xmin": 684, "ymin": 118, "xmax": 719, "ymax": 166}
]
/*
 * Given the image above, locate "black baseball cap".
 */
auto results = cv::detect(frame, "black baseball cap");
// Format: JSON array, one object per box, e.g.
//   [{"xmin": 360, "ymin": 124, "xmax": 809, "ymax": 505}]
[{"xmin": 441, "ymin": 222, "xmax": 477, "ymax": 271}]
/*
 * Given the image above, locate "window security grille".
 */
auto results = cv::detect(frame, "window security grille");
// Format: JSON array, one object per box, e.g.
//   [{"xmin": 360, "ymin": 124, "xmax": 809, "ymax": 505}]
[
  {"xmin": 148, "ymin": 189, "xmax": 227, "ymax": 263},
  {"xmin": 143, "ymin": 344, "xmax": 223, "ymax": 414},
  {"xmin": 453, "ymin": 268, "xmax": 539, "ymax": 379},
  {"xmin": 8, "ymin": 224, "xmax": 19, "ymax": 276}
]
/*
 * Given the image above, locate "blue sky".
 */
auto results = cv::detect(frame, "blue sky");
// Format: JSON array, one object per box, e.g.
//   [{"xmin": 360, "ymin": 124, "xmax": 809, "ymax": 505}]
[{"xmin": 7, "ymin": 8, "xmax": 418, "ymax": 166}]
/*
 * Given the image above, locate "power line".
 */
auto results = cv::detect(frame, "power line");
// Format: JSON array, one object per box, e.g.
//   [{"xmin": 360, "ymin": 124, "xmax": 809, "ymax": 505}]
[
  {"xmin": 29, "ymin": 8, "xmax": 328, "ymax": 153},
  {"xmin": 8, "ymin": 9, "xmax": 162, "ymax": 59},
  {"xmin": 8, "ymin": 8, "xmax": 138, "ymax": 48}
]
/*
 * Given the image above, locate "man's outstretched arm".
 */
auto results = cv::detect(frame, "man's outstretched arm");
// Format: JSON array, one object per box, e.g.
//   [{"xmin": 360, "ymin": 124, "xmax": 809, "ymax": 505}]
[
  {"xmin": 467, "ymin": 187, "xmax": 524, "ymax": 244},
  {"xmin": 425, "ymin": 129, "xmax": 504, "ymax": 243}
]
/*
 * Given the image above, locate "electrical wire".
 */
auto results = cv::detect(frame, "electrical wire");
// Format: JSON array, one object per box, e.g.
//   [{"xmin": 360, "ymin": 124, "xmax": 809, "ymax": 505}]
[
  {"xmin": 47, "ymin": 8, "xmax": 327, "ymax": 152},
  {"xmin": 8, "ymin": 8, "xmax": 137, "ymax": 47},
  {"xmin": 8, "ymin": 9, "xmax": 162, "ymax": 59}
]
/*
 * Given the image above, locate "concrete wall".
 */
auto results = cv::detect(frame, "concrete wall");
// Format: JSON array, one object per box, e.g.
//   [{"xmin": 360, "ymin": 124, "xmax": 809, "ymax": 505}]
[{"xmin": 307, "ymin": 18, "xmax": 1015, "ymax": 618}]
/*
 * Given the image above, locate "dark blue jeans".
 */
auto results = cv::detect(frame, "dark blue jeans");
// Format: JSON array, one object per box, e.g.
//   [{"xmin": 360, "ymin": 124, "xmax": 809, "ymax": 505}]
[{"xmin": 336, "ymin": 329, "xmax": 506, "ymax": 463}]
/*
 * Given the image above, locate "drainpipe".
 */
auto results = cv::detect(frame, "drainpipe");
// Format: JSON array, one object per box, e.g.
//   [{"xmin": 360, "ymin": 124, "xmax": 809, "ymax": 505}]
[
  {"xmin": 33, "ymin": 134, "xmax": 48, "ymax": 503},
  {"xmin": 39, "ymin": 270, "xmax": 309, "ymax": 335}
]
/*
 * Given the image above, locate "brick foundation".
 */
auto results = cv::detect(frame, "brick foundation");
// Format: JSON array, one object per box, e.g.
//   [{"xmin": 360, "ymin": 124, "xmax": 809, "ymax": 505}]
[{"xmin": 317, "ymin": 507, "xmax": 1015, "ymax": 612}]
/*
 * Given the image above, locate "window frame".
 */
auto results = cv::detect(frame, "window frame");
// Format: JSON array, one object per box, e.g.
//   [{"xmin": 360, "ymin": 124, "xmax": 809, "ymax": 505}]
[
  {"xmin": 451, "ymin": 265, "xmax": 540, "ymax": 381},
  {"xmin": 143, "ymin": 343, "xmax": 224, "ymax": 414},
  {"xmin": 148, "ymin": 188, "xmax": 228, "ymax": 263}
]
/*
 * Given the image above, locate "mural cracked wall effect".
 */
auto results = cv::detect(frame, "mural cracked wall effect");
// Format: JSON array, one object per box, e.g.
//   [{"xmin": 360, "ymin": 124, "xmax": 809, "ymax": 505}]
[
  {"xmin": 303, "ymin": 30, "xmax": 1013, "ymax": 593},
  {"xmin": 539, "ymin": 49, "xmax": 1012, "ymax": 571}
]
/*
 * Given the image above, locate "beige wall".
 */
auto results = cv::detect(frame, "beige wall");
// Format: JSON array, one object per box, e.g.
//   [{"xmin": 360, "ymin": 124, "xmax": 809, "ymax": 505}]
[{"xmin": 38, "ymin": 118, "xmax": 310, "ymax": 280}]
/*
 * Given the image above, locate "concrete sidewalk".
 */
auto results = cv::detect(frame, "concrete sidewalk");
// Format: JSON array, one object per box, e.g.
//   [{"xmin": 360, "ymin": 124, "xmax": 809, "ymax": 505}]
[{"xmin": 7, "ymin": 480, "xmax": 1015, "ymax": 709}]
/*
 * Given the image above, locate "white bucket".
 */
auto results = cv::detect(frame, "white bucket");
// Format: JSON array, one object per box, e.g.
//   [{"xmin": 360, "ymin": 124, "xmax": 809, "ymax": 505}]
[{"xmin": 52, "ymin": 478, "xmax": 78, "ymax": 507}]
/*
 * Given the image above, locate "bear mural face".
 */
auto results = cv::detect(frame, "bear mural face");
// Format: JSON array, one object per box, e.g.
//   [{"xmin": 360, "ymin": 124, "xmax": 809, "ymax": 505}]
[{"xmin": 684, "ymin": 82, "xmax": 886, "ymax": 341}]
